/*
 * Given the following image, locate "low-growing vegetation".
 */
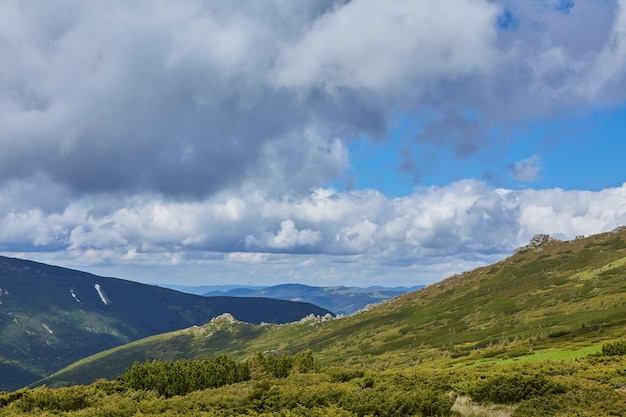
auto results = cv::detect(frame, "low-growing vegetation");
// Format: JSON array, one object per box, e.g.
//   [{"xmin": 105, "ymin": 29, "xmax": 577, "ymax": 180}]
[
  {"xmin": 600, "ymin": 340, "xmax": 626, "ymax": 356},
  {"xmin": 4, "ymin": 344, "xmax": 626, "ymax": 416}
]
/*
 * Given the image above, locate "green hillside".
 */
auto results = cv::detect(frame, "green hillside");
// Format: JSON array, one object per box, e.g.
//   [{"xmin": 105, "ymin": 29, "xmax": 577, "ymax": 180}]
[{"xmin": 39, "ymin": 227, "xmax": 626, "ymax": 389}]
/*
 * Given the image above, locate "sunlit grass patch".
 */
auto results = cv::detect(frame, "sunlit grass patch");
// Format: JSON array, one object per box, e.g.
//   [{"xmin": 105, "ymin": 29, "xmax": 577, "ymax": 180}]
[
  {"xmin": 569, "ymin": 255, "xmax": 626, "ymax": 281},
  {"xmin": 497, "ymin": 345, "xmax": 601, "ymax": 364},
  {"xmin": 451, "ymin": 395, "xmax": 515, "ymax": 417}
]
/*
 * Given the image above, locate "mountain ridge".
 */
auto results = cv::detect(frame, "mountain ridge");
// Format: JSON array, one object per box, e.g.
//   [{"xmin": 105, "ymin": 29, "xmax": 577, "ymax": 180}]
[
  {"xmin": 160, "ymin": 283, "xmax": 424, "ymax": 315},
  {"xmin": 201, "ymin": 283, "xmax": 425, "ymax": 314}
]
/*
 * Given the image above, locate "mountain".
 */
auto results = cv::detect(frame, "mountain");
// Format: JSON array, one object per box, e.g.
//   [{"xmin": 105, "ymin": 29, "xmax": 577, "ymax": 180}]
[
  {"xmin": 201, "ymin": 283, "xmax": 425, "ymax": 315},
  {"xmin": 0, "ymin": 256, "xmax": 331, "ymax": 392},
  {"xmin": 161, "ymin": 284, "xmax": 265, "ymax": 295},
  {"xmin": 38, "ymin": 226, "xmax": 626, "ymax": 388}
]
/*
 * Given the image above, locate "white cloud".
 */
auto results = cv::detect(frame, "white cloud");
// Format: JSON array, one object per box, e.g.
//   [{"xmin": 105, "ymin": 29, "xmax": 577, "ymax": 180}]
[
  {"xmin": 69, "ymin": 225, "xmax": 128, "ymax": 250},
  {"xmin": 517, "ymin": 186, "xmax": 626, "ymax": 239},
  {"xmin": 226, "ymin": 252, "xmax": 268, "ymax": 263},
  {"xmin": 0, "ymin": 0, "xmax": 350, "ymax": 198},
  {"xmin": 578, "ymin": 0, "xmax": 626, "ymax": 100},
  {"xmin": 2, "ymin": 181, "xmax": 626, "ymax": 286},
  {"xmin": 274, "ymin": 0, "xmax": 499, "ymax": 94},
  {"xmin": 509, "ymin": 155, "xmax": 543, "ymax": 181},
  {"xmin": 334, "ymin": 220, "xmax": 378, "ymax": 253},
  {"xmin": 246, "ymin": 219, "xmax": 322, "ymax": 250}
]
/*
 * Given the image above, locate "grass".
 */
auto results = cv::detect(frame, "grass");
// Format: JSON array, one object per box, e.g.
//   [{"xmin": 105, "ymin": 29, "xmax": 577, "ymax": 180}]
[
  {"xmin": 464, "ymin": 344, "xmax": 602, "ymax": 368},
  {"xmin": 570, "ymin": 255, "xmax": 626, "ymax": 281}
]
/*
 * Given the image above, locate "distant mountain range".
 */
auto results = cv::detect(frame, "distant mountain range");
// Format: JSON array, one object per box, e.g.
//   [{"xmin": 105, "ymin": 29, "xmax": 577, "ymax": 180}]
[
  {"xmin": 0, "ymin": 256, "xmax": 331, "ymax": 392},
  {"xmin": 162, "ymin": 283, "xmax": 424, "ymax": 315}
]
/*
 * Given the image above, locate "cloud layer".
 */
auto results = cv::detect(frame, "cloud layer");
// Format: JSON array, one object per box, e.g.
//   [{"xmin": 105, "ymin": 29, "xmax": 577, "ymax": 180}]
[
  {"xmin": 3, "ymin": 179, "xmax": 626, "ymax": 285},
  {"xmin": 2, "ymin": 0, "xmax": 626, "ymax": 197}
]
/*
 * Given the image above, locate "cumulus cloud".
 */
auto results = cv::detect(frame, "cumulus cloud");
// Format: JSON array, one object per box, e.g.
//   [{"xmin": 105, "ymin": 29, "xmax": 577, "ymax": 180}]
[
  {"xmin": 245, "ymin": 219, "xmax": 322, "ymax": 251},
  {"xmin": 273, "ymin": 0, "xmax": 498, "ymax": 94},
  {"xmin": 3, "ymin": 180, "xmax": 626, "ymax": 285}
]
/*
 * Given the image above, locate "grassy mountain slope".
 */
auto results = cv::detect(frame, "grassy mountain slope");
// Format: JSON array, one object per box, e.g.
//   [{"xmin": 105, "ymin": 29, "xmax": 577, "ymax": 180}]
[
  {"xmin": 38, "ymin": 227, "xmax": 626, "ymax": 388},
  {"xmin": 0, "ymin": 256, "xmax": 331, "ymax": 391}
]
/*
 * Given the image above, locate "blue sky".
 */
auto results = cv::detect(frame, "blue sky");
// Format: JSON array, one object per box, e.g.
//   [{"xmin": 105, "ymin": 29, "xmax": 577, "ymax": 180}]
[
  {"xmin": 1, "ymin": 0, "xmax": 626, "ymax": 288},
  {"xmin": 339, "ymin": 106, "xmax": 626, "ymax": 196}
]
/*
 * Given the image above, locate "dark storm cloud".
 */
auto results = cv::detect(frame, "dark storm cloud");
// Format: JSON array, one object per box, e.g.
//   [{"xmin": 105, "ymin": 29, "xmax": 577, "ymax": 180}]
[
  {"xmin": 0, "ymin": 0, "xmax": 359, "ymax": 198},
  {"xmin": 2, "ymin": 0, "xmax": 625, "ymax": 199}
]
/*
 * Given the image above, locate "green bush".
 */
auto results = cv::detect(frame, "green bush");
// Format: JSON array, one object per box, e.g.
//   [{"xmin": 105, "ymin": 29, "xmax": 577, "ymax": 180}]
[
  {"xmin": 0, "ymin": 390, "xmax": 26, "ymax": 407},
  {"xmin": 252, "ymin": 352, "xmax": 295, "ymax": 378},
  {"xmin": 547, "ymin": 330, "xmax": 571, "ymax": 338},
  {"xmin": 239, "ymin": 373, "xmax": 455, "ymax": 417},
  {"xmin": 13, "ymin": 386, "xmax": 92, "ymax": 412},
  {"xmin": 450, "ymin": 350, "xmax": 470, "ymax": 358},
  {"xmin": 601, "ymin": 340, "xmax": 626, "ymax": 356},
  {"xmin": 118, "ymin": 355, "xmax": 250, "ymax": 397},
  {"xmin": 326, "ymin": 367, "xmax": 364, "ymax": 382},
  {"xmin": 513, "ymin": 384, "xmax": 626, "ymax": 417},
  {"xmin": 469, "ymin": 372, "xmax": 566, "ymax": 404},
  {"xmin": 292, "ymin": 350, "xmax": 317, "ymax": 373}
]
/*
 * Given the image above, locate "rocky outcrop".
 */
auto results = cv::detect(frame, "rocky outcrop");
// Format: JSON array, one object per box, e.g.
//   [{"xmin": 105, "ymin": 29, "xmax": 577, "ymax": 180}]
[{"xmin": 515, "ymin": 234, "xmax": 559, "ymax": 254}]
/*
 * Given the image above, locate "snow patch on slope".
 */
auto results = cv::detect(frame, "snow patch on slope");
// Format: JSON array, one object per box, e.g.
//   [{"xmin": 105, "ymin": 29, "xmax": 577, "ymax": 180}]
[
  {"xmin": 70, "ymin": 288, "xmax": 81, "ymax": 304},
  {"xmin": 94, "ymin": 283, "xmax": 111, "ymax": 305}
]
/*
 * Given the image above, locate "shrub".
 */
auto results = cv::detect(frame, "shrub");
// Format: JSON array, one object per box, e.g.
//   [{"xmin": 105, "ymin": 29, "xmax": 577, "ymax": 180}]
[
  {"xmin": 548, "ymin": 330, "xmax": 571, "ymax": 338},
  {"xmin": 292, "ymin": 350, "xmax": 317, "ymax": 373},
  {"xmin": 601, "ymin": 340, "xmax": 626, "ymax": 356},
  {"xmin": 513, "ymin": 384, "xmax": 626, "ymax": 417},
  {"xmin": 14, "ymin": 386, "xmax": 92, "ymax": 412},
  {"xmin": 0, "ymin": 390, "xmax": 26, "ymax": 407},
  {"xmin": 252, "ymin": 352, "xmax": 295, "ymax": 379},
  {"xmin": 326, "ymin": 367, "xmax": 364, "ymax": 382},
  {"xmin": 469, "ymin": 373, "xmax": 566, "ymax": 404},
  {"xmin": 118, "ymin": 355, "xmax": 250, "ymax": 397}
]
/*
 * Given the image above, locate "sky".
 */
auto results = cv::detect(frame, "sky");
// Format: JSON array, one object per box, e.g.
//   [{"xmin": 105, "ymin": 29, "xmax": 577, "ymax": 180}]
[{"xmin": 1, "ymin": 0, "xmax": 626, "ymax": 288}]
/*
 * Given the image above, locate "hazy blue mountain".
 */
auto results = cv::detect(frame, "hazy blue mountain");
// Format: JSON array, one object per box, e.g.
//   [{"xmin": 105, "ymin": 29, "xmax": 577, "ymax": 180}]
[
  {"xmin": 200, "ymin": 283, "xmax": 425, "ymax": 315},
  {"xmin": 160, "ymin": 284, "xmax": 265, "ymax": 295}
]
